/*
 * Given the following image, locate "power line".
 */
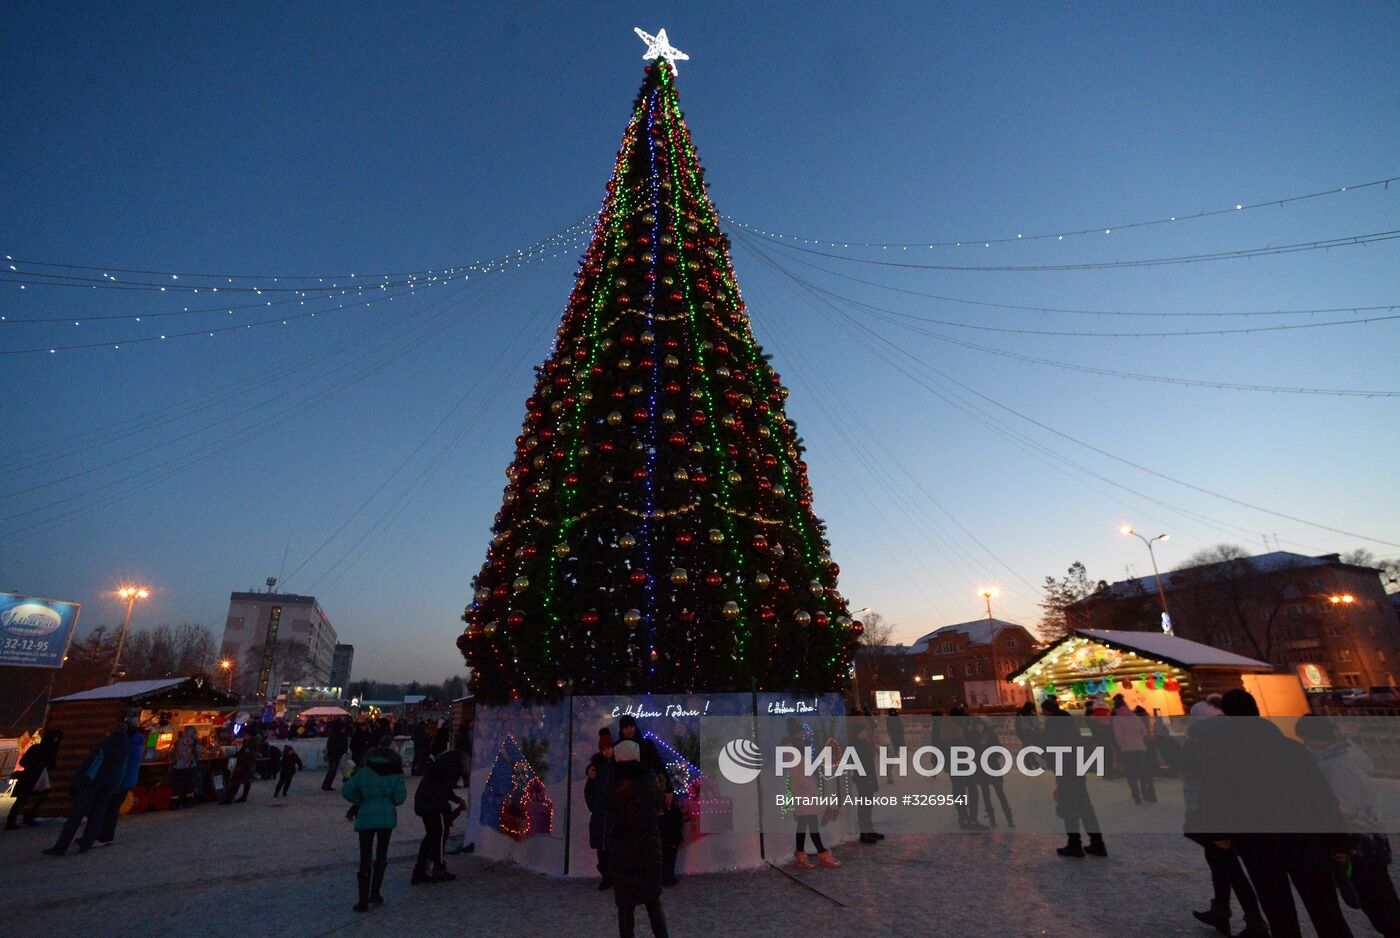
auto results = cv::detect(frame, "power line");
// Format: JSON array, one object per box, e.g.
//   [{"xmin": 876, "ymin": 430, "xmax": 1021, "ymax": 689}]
[
  {"xmin": 741, "ymin": 247, "xmax": 1400, "ymax": 398},
  {"xmin": 748, "ymin": 243, "xmax": 1400, "ymax": 318}
]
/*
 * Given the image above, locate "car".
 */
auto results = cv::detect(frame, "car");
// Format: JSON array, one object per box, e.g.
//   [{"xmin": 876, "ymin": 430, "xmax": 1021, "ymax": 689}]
[
  {"xmin": 1335, "ymin": 688, "xmax": 1367, "ymax": 706},
  {"xmin": 1364, "ymin": 686, "xmax": 1400, "ymax": 706}
]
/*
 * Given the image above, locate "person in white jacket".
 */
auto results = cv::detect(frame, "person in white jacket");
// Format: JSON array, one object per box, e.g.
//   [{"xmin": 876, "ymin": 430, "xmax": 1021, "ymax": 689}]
[{"xmin": 1297, "ymin": 715, "xmax": 1400, "ymax": 938}]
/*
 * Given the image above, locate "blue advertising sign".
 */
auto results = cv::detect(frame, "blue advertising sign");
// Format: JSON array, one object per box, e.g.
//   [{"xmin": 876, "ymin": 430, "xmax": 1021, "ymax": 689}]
[{"xmin": 0, "ymin": 592, "xmax": 82, "ymax": 669}]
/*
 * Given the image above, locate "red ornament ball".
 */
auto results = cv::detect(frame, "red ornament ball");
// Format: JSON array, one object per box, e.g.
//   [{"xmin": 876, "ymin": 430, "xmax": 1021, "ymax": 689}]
[
  {"xmin": 630, "ymin": 569, "xmax": 648, "ymax": 586},
  {"xmin": 581, "ymin": 609, "xmax": 600, "ymax": 627},
  {"xmin": 508, "ymin": 610, "xmax": 526, "ymax": 627}
]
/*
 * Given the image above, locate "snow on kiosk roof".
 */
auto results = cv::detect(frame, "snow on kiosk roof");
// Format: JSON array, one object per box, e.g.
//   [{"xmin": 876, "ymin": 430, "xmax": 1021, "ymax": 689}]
[
  {"xmin": 1007, "ymin": 629, "xmax": 1272, "ymax": 683},
  {"xmin": 52, "ymin": 678, "xmax": 189, "ymax": 702}
]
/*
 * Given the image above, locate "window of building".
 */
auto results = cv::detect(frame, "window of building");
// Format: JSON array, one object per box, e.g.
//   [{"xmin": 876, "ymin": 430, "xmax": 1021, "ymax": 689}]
[
  {"xmin": 1338, "ymin": 649, "xmax": 1352, "ymax": 661},
  {"xmin": 1004, "ymin": 637, "xmax": 1017, "ymax": 649},
  {"xmin": 942, "ymin": 642, "xmax": 955, "ymax": 654},
  {"xmin": 1341, "ymin": 673, "xmax": 1363, "ymax": 688},
  {"xmin": 965, "ymin": 663, "xmax": 974, "ymax": 676}
]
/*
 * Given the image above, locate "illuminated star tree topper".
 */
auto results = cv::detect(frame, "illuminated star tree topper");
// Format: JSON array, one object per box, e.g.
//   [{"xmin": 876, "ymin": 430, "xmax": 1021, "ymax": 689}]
[{"xmin": 634, "ymin": 26, "xmax": 689, "ymax": 74}]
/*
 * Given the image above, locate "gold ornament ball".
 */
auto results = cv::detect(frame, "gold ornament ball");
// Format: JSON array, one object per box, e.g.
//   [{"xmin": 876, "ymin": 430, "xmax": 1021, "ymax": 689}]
[
  {"xmin": 721, "ymin": 601, "xmax": 741, "ymax": 620},
  {"xmin": 662, "ymin": 409, "xmax": 677, "ymax": 424},
  {"xmin": 810, "ymin": 579, "xmax": 824, "ymax": 594},
  {"xmin": 618, "ymin": 534, "xmax": 637, "ymax": 550},
  {"xmin": 689, "ymin": 442, "xmax": 705, "ymax": 454},
  {"xmin": 664, "ymin": 355, "xmax": 680, "ymax": 367},
  {"xmin": 629, "ymin": 383, "xmax": 643, "ymax": 396},
  {"xmin": 672, "ymin": 468, "xmax": 689, "ymax": 482},
  {"xmin": 474, "ymin": 588, "xmax": 490, "ymax": 603},
  {"xmin": 623, "ymin": 608, "xmax": 642, "ymax": 628},
  {"xmin": 794, "ymin": 610, "xmax": 812, "ymax": 625},
  {"xmin": 754, "ymin": 572, "xmax": 772, "ymax": 588},
  {"xmin": 606, "ymin": 411, "xmax": 623, "ymax": 426},
  {"xmin": 708, "ymin": 528, "xmax": 725, "ymax": 544},
  {"xmin": 727, "ymin": 471, "xmax": 743, "ymax": 484},
  {"xmin": 513, "ymin": 577, "xmax": 530, "ymax": 593},
  {"xmin": 669, "ymin": 568, "xmax": 689, "ymax": 586},
  {"xmin": 640, "ymin": 331, "xmax": 655, "ymax": 344},
  {"xmin": 554, "ymin": 544, "xmax": 571, "ymax": 558}
]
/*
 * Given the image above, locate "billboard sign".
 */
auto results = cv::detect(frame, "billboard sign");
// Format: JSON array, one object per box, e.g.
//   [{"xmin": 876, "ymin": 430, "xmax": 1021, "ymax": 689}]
[{"xmin": 0, "ymin": 592, "xmax": 82, "ymax": 669}]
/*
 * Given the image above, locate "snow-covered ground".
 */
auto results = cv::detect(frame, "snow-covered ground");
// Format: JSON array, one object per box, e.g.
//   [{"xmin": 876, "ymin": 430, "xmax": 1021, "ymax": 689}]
[{"xmin": 0, "ymin": 775, "xmax": 1381, "ymax": 937}]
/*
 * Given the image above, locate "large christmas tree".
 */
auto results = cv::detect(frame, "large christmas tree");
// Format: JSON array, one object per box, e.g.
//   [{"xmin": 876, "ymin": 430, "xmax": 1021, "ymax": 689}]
[{"xmin": 459, "ymin": 43, "xmax": 859, "ymax": 703}]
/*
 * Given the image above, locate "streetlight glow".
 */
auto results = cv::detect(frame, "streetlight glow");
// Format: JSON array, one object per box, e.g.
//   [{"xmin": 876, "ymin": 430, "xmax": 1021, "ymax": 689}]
[{"xmin": 1120, "ymin": 525, "xmax": 1133, "ymax": 536}]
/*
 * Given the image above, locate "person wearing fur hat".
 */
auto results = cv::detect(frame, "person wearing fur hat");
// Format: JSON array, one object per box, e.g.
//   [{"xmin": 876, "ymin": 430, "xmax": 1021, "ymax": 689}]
[
  {"xmin": 606, "ymin": 739, "xmax": 669, "ymax": 938},
  {"xmin": 617, "ymin": 715, "xmax": 668, "ymax": 787}
]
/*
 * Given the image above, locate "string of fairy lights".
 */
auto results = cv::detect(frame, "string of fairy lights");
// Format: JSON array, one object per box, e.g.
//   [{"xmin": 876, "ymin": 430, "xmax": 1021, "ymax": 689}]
[{"xmin": 723, "ymin": 174, "xmax": 1398, "ymax": 249}]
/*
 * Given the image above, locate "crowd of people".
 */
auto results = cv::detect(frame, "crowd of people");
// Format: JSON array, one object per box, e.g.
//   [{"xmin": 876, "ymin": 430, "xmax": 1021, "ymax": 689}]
[{"xmin": 7, "ymin": 694, "xmax": 1400, "ymax": 938}]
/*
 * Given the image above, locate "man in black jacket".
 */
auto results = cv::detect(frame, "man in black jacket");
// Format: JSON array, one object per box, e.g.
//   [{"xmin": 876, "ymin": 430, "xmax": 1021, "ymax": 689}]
[
  {"xmin": 323, "ymin": 721, "xmax": 349, "ymax": 791},
  {"xmin": 1040, "ymin": 697, "xmax": 1106, "ymax": 858},
  {"xmin": 411, "ymin": 749, "xmax": 466, "ymax": 884}
]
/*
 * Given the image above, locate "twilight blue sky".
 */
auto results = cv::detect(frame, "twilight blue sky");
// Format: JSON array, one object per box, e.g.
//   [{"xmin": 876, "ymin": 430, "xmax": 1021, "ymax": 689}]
[{"xmin": 2, "ymin": 3, "xmax": 1397, "ymax": 681}]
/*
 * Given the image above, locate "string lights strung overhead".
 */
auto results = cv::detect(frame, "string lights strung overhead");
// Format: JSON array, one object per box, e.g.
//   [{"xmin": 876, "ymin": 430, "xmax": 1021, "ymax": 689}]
[{"xmin": 723, "ymin": 173, "xmax": 1398, "ymax": 250}]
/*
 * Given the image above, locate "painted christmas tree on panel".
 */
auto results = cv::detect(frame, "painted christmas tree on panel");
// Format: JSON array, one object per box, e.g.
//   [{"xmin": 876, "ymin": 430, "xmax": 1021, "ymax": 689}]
[{"xmin": 459, "ymin": 45, "xmax": 860, "ymax": 703}]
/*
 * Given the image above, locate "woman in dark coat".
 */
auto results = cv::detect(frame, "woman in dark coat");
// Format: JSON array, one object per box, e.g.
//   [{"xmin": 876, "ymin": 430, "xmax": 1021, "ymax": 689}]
[
  {"xmin": 607, "ymin": 740, "xmax": 669, "ymax": 938},
  {"xmin": 585, "ymin": 753, "xmax": 613, "ymax": 889},
  {"xmin": 411, "ymin": 749, "xmax": 466, "ymax": 884},
  {"xmin": 5, "ymin": 730, "xmax": 62, "ymax": 829}
]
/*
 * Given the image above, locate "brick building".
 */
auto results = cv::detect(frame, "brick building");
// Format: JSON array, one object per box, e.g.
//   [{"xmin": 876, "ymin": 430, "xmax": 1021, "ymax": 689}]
[
  {"xmin": 902, "ymin": 618, "xmax": 1041, "ymax": 711},
  {"xmin": 1069, "ymin": 551, "xmax": 1400, "ymax": 692}
]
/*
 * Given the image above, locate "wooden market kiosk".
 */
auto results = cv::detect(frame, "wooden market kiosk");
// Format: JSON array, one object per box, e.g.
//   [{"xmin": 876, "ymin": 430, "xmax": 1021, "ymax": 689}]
[
  {"xmin": 1006, "ymin": 629, "xmax": 1305, "ymax": 716},
  {"xmin": 44, "ymin": 676, "xmax": 239, "ymax": 815}
]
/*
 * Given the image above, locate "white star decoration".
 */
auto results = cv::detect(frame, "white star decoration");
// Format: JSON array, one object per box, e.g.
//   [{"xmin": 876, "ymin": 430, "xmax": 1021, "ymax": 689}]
[{"xmin": 634, "ymin": 26, "xmax": 689, "ymax": 75}]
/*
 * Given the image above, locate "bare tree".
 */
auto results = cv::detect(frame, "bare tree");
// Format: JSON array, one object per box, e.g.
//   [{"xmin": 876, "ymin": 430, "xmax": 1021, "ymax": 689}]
[
  {"xmin": 1038, "ymin": 562, "xmax": 1107, "ymax": 640},
  {"xmin": 1168, "ymin": 546, "xmax": 1303, "ymax": 662},
  {"xmin": 240, "ymin": 639, "xmax": 314, "ymax": 695},
  {"xmin": 1177, "ymin": 543, "xmax": 1250, "ymax": 571},
  {"xmin": 856, "ymin": 610, "xmax": 898, "ymax": 650},
  {"xmin": 123, "ymin": 623, "xmax": 217, "ymax": 679},
  {"xmin": 1343, "ymin": 549, "xmax": 1400, "ymax": 594}
]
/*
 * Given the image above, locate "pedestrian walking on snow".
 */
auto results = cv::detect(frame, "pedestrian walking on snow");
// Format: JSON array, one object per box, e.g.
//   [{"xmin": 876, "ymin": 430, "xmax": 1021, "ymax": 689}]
[{"xmin": 342, "ymin": 736, "xmax": 406, "ymax": 913}]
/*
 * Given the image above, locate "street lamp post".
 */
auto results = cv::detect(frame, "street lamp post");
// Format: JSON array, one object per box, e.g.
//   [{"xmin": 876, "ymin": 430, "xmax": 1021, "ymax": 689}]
[
  {"xmin": 979, "ymin": 588, "xmax": 997, "ymax": 630},
  {"xmin": 1121, "ymin": 526, "xmax": 1173, "ymax": 634},
  {"xmin": 853, "ymin": 606, "xmax": 873, "ymax": 710},
  {"xmin": 109, "ymin": 586, "xmax": 150, "ymax": 684},
  {"xmin": 220, "ymin": 658, "xmax": 234, "ymax": 691}
]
